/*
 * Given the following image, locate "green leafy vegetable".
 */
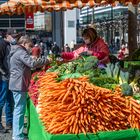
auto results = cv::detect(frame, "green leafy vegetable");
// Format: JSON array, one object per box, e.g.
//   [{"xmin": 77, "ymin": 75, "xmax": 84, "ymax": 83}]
[{"xmin": 120, "ymin": 83, "xmax": 133, "ymax": 96}]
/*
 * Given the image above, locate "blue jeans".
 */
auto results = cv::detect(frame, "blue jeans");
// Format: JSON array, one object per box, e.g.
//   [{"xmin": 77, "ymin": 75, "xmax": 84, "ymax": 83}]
[
  {"xmin": 0, "ymin": 80, "xmax": 13, "ymax": 125},
  {"xmin": 12, "ymin": 91, "xmax": 27, "ymax": 140}
]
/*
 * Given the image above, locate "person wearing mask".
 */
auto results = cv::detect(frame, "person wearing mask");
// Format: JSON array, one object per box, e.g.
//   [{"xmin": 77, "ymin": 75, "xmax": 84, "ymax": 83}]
[
  {"xmin": 6, "ymin": 29, "xmax": 18, "ymax": 45},
  {"xmin": 61, "ymin": 28, "xmax": 110, "ymax": 65},
  {"xmin": 0, "ymin": 31, "xmax": 9, "ymax": 133},
  {"xmin": 0, "ymin": 29, "xmax": 18, "ymax": 133},
  {"xmin": 9, "ymin": 35, "xmax": 51, "ymax": 140}
]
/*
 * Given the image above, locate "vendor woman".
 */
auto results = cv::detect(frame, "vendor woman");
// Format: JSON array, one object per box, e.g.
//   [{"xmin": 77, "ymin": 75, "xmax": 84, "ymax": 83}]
[{"xmin": 62, "ymin": 27, "xmax": 110, "ymax": 64}]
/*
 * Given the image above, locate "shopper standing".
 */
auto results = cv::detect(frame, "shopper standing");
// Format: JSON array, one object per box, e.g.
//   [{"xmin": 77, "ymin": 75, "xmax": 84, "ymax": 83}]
[
  {"xmin": 62, "ymin": 28, "xmax": 110, "ymax": 65},
  {"xmin": 0, "ymin": 29, "xmax": 17, "ymax": 133},
  {"xmin": 4, "ymin": 29, "xmax": 20, "ymax": 130},
  {"xmin": 52, "ymin": 42, "xmax": 60, "ymax": 56},
  {"xmin": 9, "ymin": 35, "xmax": 51, "ymax": 140},
  {"xmin": 0, "ymin": 31, "xmax": 8, "ymax": 133}
]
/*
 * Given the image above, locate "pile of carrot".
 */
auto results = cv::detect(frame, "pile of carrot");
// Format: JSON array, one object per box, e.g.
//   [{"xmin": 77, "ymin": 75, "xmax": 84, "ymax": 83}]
[
  {"xmin": 38, "ymin": 72, "xmax": 140, "ymax": 134},
  {"xmin": 128, "ymin": 98, "xmax": 140, "ymax": 129}
]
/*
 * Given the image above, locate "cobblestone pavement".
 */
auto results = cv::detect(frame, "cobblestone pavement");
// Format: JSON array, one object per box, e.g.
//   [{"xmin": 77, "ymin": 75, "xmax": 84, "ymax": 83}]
[
  {"xmin": 0, "ymin": 116, "xmax": 28, "ymax": 140},
  {"xmin": 0, "ymin": 130, "xmax": 12, "ymax": 140},
  {"xmin": 0, "ymin": 116, "xmax": 12, "ymax": 140}
]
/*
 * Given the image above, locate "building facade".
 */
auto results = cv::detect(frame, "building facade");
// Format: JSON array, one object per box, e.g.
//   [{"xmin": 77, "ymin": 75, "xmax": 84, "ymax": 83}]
[
  {"xmin": 0, "ymin": 0, "xmax": 25, "ymax": 31},
  {"xmin": 0, "ymin": 14, "xmax": 25, "ymax": 31},
  {"xmin": 79, "ymin": 5, "xmax": 128, "ymax": 47},
  {"xmin": 64, "ymin": 9, "xmax": 77, "ymax": 47},
  {"xmin": 34, "ymin": 12, "xmax": 52, "ymax": 32}
]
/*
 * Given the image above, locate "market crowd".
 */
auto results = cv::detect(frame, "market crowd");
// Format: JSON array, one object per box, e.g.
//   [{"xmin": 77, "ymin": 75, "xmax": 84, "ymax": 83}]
[
  {"xmin": 0, "ymin": 29, "xmax": 52, "ymax": 140},
  {"xmin": 0, "ymin": 27, "xmax": 128, "ymax": 140}
]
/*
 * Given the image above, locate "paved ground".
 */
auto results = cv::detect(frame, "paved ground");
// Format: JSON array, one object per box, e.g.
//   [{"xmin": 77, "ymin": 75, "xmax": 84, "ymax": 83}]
[
  {"xmin": 0, "ymin": 130, "xmax": 12, "ymax": 140},
  {"xmin": 0, "ymin": 116, "xmax": 12, "ymax": 140},
  {"xmin": 0, "ymin": 116, "xmax": 28, "ymax": 140}
]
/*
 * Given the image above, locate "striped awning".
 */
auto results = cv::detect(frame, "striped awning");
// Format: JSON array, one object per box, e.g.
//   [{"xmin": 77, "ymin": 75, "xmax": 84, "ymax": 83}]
[
  {"xmin": 0, "ymin": 0, "xmax": 46, "ymax": 15},
  {"xmin": 0, "ymin": 0, "xmax": 139, "ymax": 15}
]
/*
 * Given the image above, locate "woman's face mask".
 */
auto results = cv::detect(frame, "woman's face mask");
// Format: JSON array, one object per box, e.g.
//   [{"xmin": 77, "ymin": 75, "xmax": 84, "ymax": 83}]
[
  {"xmin": 6, "ymin": 35, "xmax": 16, "ymax": 45},
  {"xmin": 83, "ymin": 37, "xmax": 91, "ymax": 45}
]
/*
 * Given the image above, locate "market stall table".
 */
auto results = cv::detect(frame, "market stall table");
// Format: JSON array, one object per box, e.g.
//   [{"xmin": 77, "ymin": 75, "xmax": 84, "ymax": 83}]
[{"xmin": 27, "ymin": 99, "xmax": 140, "ymax": 140}]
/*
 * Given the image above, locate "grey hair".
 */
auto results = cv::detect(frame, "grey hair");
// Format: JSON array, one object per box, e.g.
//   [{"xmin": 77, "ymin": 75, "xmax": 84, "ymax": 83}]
[{"xmin": 17, "ymin": 35, "xmax": 33, "ymax": 46}]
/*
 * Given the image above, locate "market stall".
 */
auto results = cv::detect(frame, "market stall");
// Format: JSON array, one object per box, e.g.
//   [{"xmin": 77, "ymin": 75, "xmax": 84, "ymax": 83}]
[
  {"xmin": 0, "ymin": 0, "xmax": 140, "ymax": 139},
  {"xmin": 27, "ymin": 55, "xmax": 140, "ymax": 140},
  {"xmin": 27, "ymin": 99, "xmax": 140, "ymax": 140},
  {"xmin": 0, "ymin": 0, "xmax": 139, "ymax": 15}
]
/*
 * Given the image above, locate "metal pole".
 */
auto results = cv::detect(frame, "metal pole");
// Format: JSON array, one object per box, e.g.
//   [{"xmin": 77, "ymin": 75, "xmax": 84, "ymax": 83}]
[
  {"xmin": 122, "ymin": 16, "xmax": 125, "ymax": 40},
  {"xmin": 9, "ymin": 15, "xmax": 11, "ymax": 28},
  {"xmin": 111, "ymin": 5, "xmax": 113, "ymax": 43},
  {"xmin": 128, "ymin": 3, "xmax": 137, "ymax": 53},
  {"xmin": 52, "ymin": 11, "xmax": 56, "ymax": 43},
  {"xmin": 92, "ymin": 7, "xmax": 94, "ymax": 24},
  {"xmin": 60, "ymin": 11, "xmax": 64, "ymax": 49},
  {"xmin": 24, "ymin": 14, "xmax": 26, "ymax": 34},
  {"xmin": 135, "ymin": 5, "xmax": 138, "ymax": 47},
  {"xmin": 87, "ymin": 7, "xmax": 89, "ymax": 24}
]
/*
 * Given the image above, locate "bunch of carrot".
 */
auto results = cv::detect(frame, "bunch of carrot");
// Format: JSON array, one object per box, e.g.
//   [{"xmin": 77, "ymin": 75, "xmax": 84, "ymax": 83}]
[
  {"xmin": 113, "ymin": 86, "xmax": 140, "ymax": 130},
  {"xmin": 128, "ymin": 98, "xmax": 140, "ymax": 129},
  {"xmin": 38, "ymin": 72, "xmax": 140, "ymax": 134}
]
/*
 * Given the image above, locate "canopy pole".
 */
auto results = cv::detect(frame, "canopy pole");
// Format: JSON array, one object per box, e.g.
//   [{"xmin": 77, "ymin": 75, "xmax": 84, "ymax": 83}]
[
  {"xmin": 24, "ymin": 13, "xmax": 26, "ymax": 34},
  {"xmin": 52, "ymin": 11, "xmax": 64, "ymax": 49},
  {"xmin": 128, "ymin": 3, "xmax": 138, "ymax": 55},
  {"xmin": 60, "ymin": 11, "xmax": 64, "ymax": 50}
]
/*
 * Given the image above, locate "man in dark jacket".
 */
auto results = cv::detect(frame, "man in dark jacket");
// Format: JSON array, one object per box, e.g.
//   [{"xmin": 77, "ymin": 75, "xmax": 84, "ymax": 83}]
[
  {"xmin": 0, "ymin": 29, "xmax": 18, "ymax": 133},
  {"xmin": 0, "ymin": 31, "xmax": 12, "ymax": 133},
  {"xmin": 0, "ymin": 32, "xmax": 7, "ymax": 78}
]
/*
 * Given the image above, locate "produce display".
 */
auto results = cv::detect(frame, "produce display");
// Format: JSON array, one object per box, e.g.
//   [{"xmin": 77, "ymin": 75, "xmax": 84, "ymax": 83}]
[
  {"xmin": 47, "ymin": 56, "xmax": 138, "ymax": 94},
  {"xmin": 29, "ymin": 56, "xmax": 140, "ymax": 106},
  {"xmin": 47, "ymin": 56, "xmax": 118, "ymax": 89},
  {"xmin": 27, "ymin": 55, "xmax": 140, "ymax": 138},
  {"xmin": 28, "ymin": 71, "xmax": 45, "ymax": 106},
  {"xmin": 38, "ymin": 72, "xmax": 140, "ymax": 135},
  {"xmin": 127, "ymin": 63, "xmax": 140, "ymax": 94}
]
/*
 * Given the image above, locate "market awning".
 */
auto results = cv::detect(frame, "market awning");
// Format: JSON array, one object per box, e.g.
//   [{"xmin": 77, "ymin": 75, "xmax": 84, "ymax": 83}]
[
  {"xmin": 0, "ymin": 0, "xmax": 139, "ymax": 15},
  {"xmin": 0, "ymin": 0, "xmax": 47, "ymax": 15},
  {"xmin": 0, "ymin": 0, "xmax": 93, "ymax": 15},
  {"xmin": 38, "ymin": 0, "xmax": 140, "ymax": 12}
]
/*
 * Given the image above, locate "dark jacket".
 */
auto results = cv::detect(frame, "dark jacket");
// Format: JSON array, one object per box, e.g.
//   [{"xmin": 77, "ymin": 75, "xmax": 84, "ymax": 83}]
[
  {"xmin": 0, "ymin": 37, "xmax": 10, "ymax": 81},
  {"xmin": 9, "ymin": 45, "xmax": 48, "ymax": 92},
  {"xmin": 52, "ymin": 44, "xmax": 60, "ymax": 55}
]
